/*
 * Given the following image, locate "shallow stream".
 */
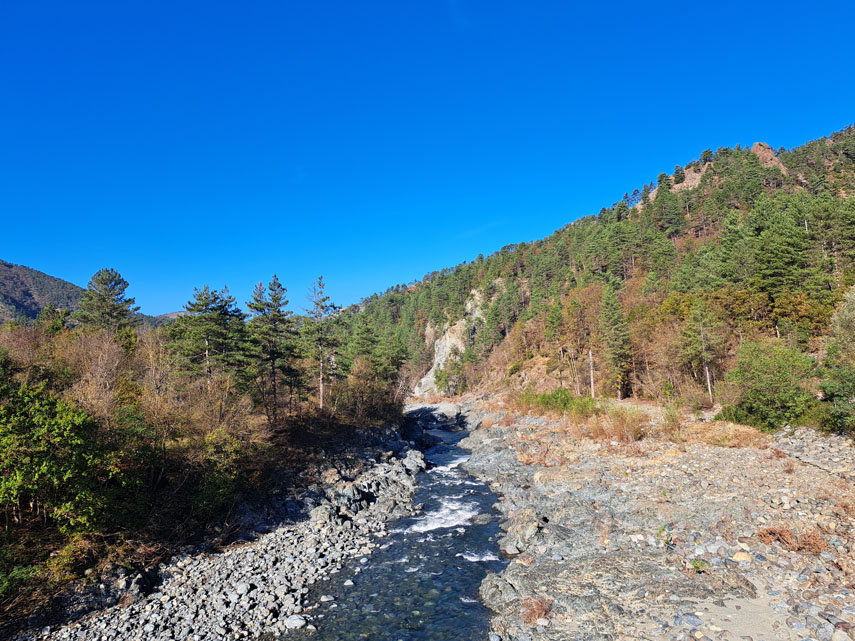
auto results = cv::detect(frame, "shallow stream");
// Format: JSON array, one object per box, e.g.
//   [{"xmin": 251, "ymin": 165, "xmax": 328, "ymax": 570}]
[{"xmin": 298, "ymin": 427, "xmax": 506, "ymax": 640}]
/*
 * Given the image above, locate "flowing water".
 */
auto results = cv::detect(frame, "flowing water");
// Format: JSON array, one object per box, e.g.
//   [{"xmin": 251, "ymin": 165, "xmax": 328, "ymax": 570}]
[{"xmin": 299, "ymin": 427, "xmax": 506, "ymax": 640}]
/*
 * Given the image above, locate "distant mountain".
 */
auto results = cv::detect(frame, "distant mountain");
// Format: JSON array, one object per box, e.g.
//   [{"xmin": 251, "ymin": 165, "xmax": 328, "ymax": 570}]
[
  {"xmin": 0, "ymin": 260, "xmax": 181, "ymax": 326},
  {"xmin": 0, "ymin": 260, "xmax": 85, "ymax": 322}
]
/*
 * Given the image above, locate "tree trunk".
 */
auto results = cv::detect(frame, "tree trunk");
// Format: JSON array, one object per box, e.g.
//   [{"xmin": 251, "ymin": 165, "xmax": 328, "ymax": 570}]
[
  {"xmin": 704, "ymin": 360, "xmax": 714, "ymax": 406},
  {"xmin": 270, "ymin": 357, "xmax": 278, "ymax": 428},
  {"xmin": 204, "ymin": 337, "xmax": 211, "ymax": 393},
  {"xmin": 588, "ymin": 348, "xmax": 595, "ymax": 399},
  {"xmin": 319, "ymin": 355, "xmax": 324, "ymax": 411}
]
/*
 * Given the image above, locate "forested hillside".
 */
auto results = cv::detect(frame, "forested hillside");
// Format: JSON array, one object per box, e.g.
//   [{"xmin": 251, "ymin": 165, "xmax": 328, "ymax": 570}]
[
  {"xmin": 349, "ymin": 125, "xmax": 855, "ymax": 431},
  {"xmin": 0, "ymin": 261, "xmax": 84, "ymax": 322}
]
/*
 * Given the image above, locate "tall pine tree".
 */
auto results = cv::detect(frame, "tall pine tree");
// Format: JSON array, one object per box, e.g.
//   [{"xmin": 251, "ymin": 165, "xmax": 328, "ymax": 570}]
[
  {"xmin": 169, "ymin": 286, "xmax": 247, "ymax": 388},
  {"xmin": 599, "ymin": 285, "xmax": 632, "ymax": 399},
  {"xmin": 301, "ymin": 277, "xmax": 340, "ymax": 411},
  {"xmin": 247, "ymin": 275, "xmax": 296, "ymax": 427},
  {"xmin": 73, "ymin": 268, "xmax": 140, "ymax": 331}
]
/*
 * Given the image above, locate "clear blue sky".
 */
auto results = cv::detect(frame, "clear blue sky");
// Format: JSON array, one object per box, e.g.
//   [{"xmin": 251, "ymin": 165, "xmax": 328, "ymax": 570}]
[{"xmin": 2, "ymin": 1, "xmax": 854, "ymax": 315}]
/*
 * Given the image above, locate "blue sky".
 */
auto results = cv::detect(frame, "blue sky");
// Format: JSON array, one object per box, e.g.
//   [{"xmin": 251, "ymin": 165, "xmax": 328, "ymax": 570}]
[{"xmin": 2, "ymin": 1, "xmax": 854, "ymax": 315}]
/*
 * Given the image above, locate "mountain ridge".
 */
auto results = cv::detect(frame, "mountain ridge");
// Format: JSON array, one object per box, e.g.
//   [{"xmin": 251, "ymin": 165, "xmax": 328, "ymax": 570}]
[{"xmin": 0, "ymin": 260, "xmax": 85, "ymax": 322}]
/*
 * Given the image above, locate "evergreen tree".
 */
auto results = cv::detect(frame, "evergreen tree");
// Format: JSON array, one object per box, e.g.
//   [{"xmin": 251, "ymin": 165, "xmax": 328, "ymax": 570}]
[
  {"xmin": 246, "ymin": 275, "xmax": 296, "ymax": 427},
  {"xmin": 169, "ymin": 286, "xmax": 247, "ymax": 386},
  {"xmin": 754, "ymin": 209, "xmax": 809, "ymax": 299},
  {"xmin": 821, "ymin": 287, "xmax": 855, "ymax": 433},
  {"xmin": 718, "ymin": 211, "xmax": 755, "ymax": 285},
  {"xmin": 36, "ymin": 304, "xmax": 68, "ymax": 334},
  {"xmin": 545, "ymin": 297, "xmax": 569, "ymax": 387},
  {"xmin": 599, "ymin": 285, "xmax": 632, "ymax": 398},
  {"xmin": 660, "ymin": 189, "xmax": 685, "ymax": 238},
  {"xmin": 73, "ymin": 268, "xmax": 140, "ymax": 331},
  {"xmin": 301, "ymin": 277, "xmax": 340, "ymax": 411}
]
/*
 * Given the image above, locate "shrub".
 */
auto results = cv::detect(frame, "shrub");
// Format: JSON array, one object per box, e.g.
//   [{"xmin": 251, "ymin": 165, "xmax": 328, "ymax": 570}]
[
  {"xmin": 0, "ymin": 564, "xmax": 35, "ymax": 599},
  {"xmin": 820, "ymin": 363, "xmax": 855, "ymax": 434},
  {"xmin": 603, "ymin": 404, "xmax": 647, "ymax": 442},
  {"xmin": 661, "ymin": 402, "xmax": 682, "ymax": 440},
  {"xmin": 0, "ymin": 383, "xmax": 114, "ymax": 533},
  {"xmin": 720, "ymin": 341, "xmax": 815, "ymax": 430},
  {"xmin": 518, "ymin": 388, "xmax": 599, "ymax": 420}
]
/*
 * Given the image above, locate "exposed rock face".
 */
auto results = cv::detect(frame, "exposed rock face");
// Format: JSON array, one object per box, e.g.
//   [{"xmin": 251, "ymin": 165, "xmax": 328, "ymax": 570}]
[
  {"xmin": 412, "ymin": 289, "xmax": 484, "ymax": 397},
  {"xmin": 751, "ymin": 141, "xmax": 789, "ymax": 174},
  {"xmin": 671, "ymin": 161, "xmax": 710, "ymax": 192},
  {"xmin": 412, "ymin": 318, "xmax": 468, "ymax": 396}
]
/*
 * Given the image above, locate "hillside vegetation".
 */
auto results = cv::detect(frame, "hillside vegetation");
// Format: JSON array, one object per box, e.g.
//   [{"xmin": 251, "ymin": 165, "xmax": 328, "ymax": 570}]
[
  {"xmin": 351, "ymin": 125, "xmax": 855, "ymax": 431},
  {"xmin": 0, "ymin": 261, "xmax": 84, "ymax": 322},
  {"xmin": 0, "ymin": 271, "xmax": 402, "ymax": 623}
]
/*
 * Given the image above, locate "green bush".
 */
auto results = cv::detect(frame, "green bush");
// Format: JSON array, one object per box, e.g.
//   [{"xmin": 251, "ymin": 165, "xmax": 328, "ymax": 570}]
[
  {"xmin": 0, "ymin": 564, "xmax": 35, "ymax": 599},
  {"xmin": 820, "ymin": 364, "xmax": 855, "ymax": 433},
  {"xmin": 0, "ymin": 383, "xmax": 114, "ymax": 533},
  {"xmin": 520, "ymin": 388, "xmax": 600, "ymax": 419},
  {"xmin": 720, "ymin": 341, "xmax": 815, "ymax": 430}
]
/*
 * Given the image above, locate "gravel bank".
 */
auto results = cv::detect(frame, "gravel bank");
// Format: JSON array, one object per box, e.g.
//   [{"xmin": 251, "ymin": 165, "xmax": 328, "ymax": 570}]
[
  {"xmin": 14, "ymin": 442, "xmax": 427, "ymax": 641},
  {"xmin": 459, "ymin": 404, "xmax": 855, "ymax": 641}
]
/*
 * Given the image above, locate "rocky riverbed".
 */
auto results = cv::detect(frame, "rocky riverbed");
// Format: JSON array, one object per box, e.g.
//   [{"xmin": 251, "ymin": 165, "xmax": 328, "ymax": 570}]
[
  {"xmin": 14, "ymin": 441, "xmax": 427, "ymax": 641},
  {"xmin": 459, "ymin": 402, "xmax": 855, "ymax": 641}
]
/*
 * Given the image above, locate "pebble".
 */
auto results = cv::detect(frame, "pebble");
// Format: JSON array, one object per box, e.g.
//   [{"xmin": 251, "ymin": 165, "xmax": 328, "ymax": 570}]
[{"xmin": 285, "ymin": 614, "xmax": 307, "ymax": 629}]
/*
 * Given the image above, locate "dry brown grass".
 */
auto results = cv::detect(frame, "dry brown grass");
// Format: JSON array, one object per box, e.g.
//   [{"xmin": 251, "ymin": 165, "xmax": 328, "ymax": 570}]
[
  {"xmin": 681, "ymin": 420, "xmax": 769, "ymax": 448},
  {"xmin": 479, "ymin": 417, "xmax": 495, "ymax": 430},
  {"xmin": 520, "ymin": 596, "xmax": 553, "ymax": 624},
  {"xmin": 783, "ymin": 459, "xmax": 796, "ymax": 474},
  {"xmin": 587, "ymin": 405, "xmax": 647, "ymax": 442},
  {"xmin": 757, "ymin": 527, "xmax": 828, "ymax": 555}
]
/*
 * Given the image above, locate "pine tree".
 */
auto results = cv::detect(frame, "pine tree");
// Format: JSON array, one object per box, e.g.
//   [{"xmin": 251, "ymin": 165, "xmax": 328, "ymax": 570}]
[
  {"xmin": 661, "ymin": 190, "xmax": 685, "ymax": 238},
  {"xmin": 73, "ymin": 268, "xmax": 140, "ymax": 331},
  {"xmin": 545, "ymin": 297, "xmax": 568, "ymax": 387},
  {"xmin": 599, "ymin": 285, "xmax": 632, "ymax": 398},
  {"xmin": 246, "ymin": 275, "xmax": 296, "ymax": 427},
  {"xmin": 717, "ymin": 211, "xmax": 755, "ymax": 286},
  {"xmin": 169, "ymin": 286, "xmax": 247, "ymax": 387},
  {"xmin": 341, "ymin": 314, "xmax": 380, "ymax": 373},
  {"xmin": 36, "ymin": 304, "xmax": 68, "ymax": 334},
  {"xmin": 301, "ymin": 277, "xmax": 340, "ymax": 411},
  {"xmin": 822, "ymin": 287, "xmax": 855, "ymax": 433},
  {"xmin": 754, "ymin": 209, "xmax": 809, "ymax": 298}
]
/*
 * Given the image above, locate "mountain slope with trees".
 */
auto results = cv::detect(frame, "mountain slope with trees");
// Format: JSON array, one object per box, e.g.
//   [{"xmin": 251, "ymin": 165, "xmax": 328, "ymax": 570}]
[
  {"xmin": 0, "ymin": 261, "xmax": 84, "ymax": 322},
  {"xmin": 349, "ymin": 124, "xmax": 855, "ymax": 431}
]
